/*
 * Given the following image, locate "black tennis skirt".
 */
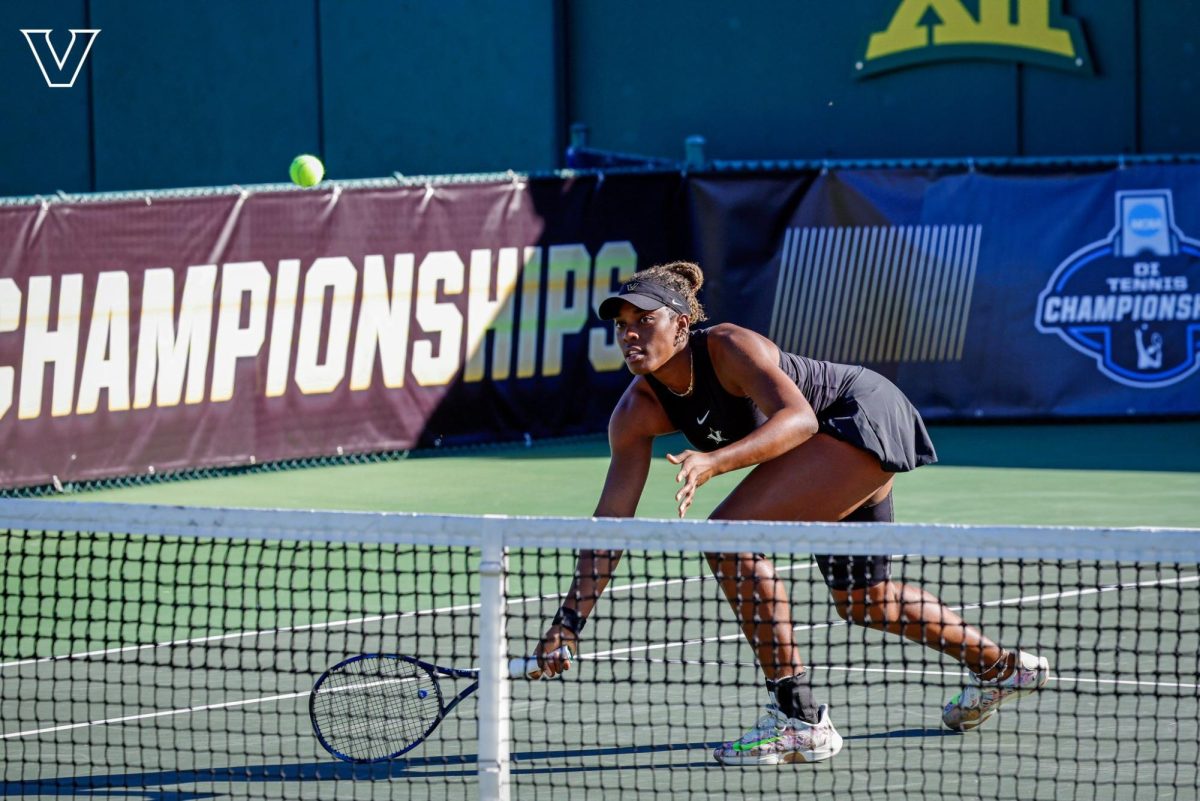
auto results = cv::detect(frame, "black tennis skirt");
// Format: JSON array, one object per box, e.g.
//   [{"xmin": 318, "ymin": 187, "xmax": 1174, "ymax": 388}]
[{"xmin": 816, "ymin": 369, "xmax": 938, "ymax": 473}]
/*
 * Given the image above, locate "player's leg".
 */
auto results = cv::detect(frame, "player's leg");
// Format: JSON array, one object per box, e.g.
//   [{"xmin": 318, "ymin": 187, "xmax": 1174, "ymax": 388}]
[
  {"xmin": 704, "ymin": 550, "xmax": 800, "ymax": 683},
  {"xmin": 704, "ymin": 548, "xmax": 847, "ymax": 765},
  {"xmin": 705, "ymin": 435, "xmax": 891, "ymax": 692},
  {"xmin": 826, "ymin": 493, "xmax": 1008, "ymax": 671},
  {"xmin": 831, "ymin": 580, "xmax": 1006, "ymax": 667},
  {"xmin": 705, "ymin": 432, "xmax": 1047, "ymax": 743},
  {"xmin": 825, "ymin": 485, "xmax": 1051, "ymax": 732},
  {"xmin": 709, "ymin": 433, "xmax": 889, "ymax": 765},
  {"xmin": 830, "ymin": 576, "xmax": 1049, "ymax": 732},
  {"xmin": 713, "ymin": 432, "xmax": 894, "ymax": 522}
]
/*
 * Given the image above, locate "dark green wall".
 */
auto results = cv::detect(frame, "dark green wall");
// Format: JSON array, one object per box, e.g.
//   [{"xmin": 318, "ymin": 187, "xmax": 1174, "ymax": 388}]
[
  {"xmin": 90, "ymin": 0, "xmax": 321, "ymax": 192},
  {"xmin": 1, "ymin": 1, "xmax": 92, "ymax": 194},
  {"xmin": 567, "ymin": 0, "xmax": 1157, "ymax": 160},
  {"xmin": 1140, "ymin": 0, "xmax": 1200, "ymax": 153},
  {"xmin": 321, "ymin": 0, "xmax": 558, "ymax": 179},
  {"xmin": 0, "ymin": 0, "xmax": 558, "ymax": 195},
  {"xmin": 2, "ymin": 1, "xmax": 1198, "ymax": 196}
]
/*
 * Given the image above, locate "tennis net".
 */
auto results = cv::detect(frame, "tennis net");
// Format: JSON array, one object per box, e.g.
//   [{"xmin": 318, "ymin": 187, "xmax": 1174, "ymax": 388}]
[{"xmin": 1, "ymin": 499, "xmax": 1197, "ymax": 800}]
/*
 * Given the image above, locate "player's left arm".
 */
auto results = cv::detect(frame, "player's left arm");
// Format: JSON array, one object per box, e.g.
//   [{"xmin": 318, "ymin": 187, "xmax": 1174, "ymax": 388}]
[{"xmin": 668, "ymin": 324, "xmax": 818, "ymax": 516}]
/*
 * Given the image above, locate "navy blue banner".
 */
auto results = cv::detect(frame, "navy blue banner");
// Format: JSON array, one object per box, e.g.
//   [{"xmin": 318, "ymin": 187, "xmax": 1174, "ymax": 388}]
[{"xmin": 690, "ymin": 166, "xmax": 1200, "ymax": 419}]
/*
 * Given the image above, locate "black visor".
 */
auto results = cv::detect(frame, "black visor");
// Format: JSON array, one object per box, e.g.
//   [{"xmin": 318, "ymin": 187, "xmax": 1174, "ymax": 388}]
[{"xmin": 597, "ymin": 280, "xmax": 689, "ymax": 320}]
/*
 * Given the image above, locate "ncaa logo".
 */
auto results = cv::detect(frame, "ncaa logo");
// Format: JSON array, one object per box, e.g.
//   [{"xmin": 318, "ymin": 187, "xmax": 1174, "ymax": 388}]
[
  {"xmin": 1126, "ymin": 203, "xmax": 1162, "ymax": 236},
  {"xmin": 1036, "ymin": 190, "xmax": 1200, "ymax": 388},
  {"xmin": 1121, "ymin": 201, "xmax": 1168, "ymax": 256}
]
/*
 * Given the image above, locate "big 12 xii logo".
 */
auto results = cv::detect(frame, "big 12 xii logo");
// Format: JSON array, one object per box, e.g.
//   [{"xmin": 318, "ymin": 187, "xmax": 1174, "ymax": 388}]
[{"xmin": 1036, "ymin": 190, "xmax": 1200, "ymax": 388}]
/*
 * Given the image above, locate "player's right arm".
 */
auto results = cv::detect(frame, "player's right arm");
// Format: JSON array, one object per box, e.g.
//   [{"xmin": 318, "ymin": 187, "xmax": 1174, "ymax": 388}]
[{"xmin": 536, "ymin": 378, "xmax": 673, "ymax": 676}]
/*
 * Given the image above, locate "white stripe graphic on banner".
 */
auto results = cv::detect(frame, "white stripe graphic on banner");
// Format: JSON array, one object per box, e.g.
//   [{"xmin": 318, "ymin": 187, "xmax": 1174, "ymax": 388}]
[
  {"xmin": 954, "ymin": 226, "xmax": 983, "ymax": 359},
  {"xmin": 769, "ymin": 228, "xmax": 796, "ymax": 345},
  {"xmin": 769, "ymin": 224, "xmax": 982, "ymax": 362}
]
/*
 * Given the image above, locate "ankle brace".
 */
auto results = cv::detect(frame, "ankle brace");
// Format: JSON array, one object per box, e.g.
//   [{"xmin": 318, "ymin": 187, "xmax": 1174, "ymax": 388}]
[{"xmin": 766, "ymin": 671, "xmax": 819, "ymax": 724}]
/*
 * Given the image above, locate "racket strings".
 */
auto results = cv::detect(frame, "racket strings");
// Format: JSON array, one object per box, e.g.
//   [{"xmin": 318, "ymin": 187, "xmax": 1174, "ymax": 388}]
[{"xmin": 314, "ymin": 657, "xmax": 442, "ymax": 761}]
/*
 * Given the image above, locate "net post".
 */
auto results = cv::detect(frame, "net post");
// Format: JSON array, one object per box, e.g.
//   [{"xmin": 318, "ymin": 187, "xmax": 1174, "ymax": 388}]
[{"xmin": 477, "ymin": 537, "xmax": 511, "ymax": 801}]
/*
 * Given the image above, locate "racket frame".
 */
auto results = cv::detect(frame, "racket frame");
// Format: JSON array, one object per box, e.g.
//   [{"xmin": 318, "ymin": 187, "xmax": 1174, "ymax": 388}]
[{"xmin": 310, "ymin": 653, "xmax": 481, "ymax": 763}]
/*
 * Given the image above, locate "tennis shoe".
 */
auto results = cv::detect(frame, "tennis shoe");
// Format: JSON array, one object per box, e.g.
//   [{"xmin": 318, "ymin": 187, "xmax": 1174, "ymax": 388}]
[
  {"xmin": 943, "ymin": 650, "xmax": 1050, "ymax": 732},
  {"xmin": 713, "ymin": 703, "xmax": 843, "ymax": 765}
]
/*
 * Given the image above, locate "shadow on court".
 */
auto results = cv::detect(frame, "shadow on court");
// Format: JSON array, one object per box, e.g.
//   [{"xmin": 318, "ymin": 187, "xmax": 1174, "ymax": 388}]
[
  {"xmin": 926, "ymin": 420, "xmax": 1200, "ymax": 472},
  {"xmin": 0, "ymin": 729, "xmax": 959, "ymax": 798},
  {"xmin": 852, "ymin": 727, "xmax": 959, "ymax": 740},
  {"xmin": 406, "ymin": 420, "xmax": 1200, "ymax": 472}
]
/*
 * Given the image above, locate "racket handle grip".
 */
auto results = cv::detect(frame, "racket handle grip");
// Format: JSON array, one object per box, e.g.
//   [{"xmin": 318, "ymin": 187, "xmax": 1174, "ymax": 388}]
[{"xmin": 508, "ymin": 646, "xmax": 573, "ymax": 680}]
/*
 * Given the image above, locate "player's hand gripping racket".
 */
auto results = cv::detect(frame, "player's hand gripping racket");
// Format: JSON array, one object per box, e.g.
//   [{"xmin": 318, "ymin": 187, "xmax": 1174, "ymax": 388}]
[{"xmin": 310, "ymin": 647, "xmax": 573, "ymax": 763}]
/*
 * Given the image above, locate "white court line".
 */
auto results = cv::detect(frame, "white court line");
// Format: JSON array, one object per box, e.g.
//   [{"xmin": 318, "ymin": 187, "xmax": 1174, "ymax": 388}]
[
  {"xmin": 588, "ymin": 572, "xmax": 1200, "ymax": 659},
  {"xmin": 0, "ymin": 690, "xmax": 309, "ymax": 739},
  {"xmin": 7, "ymin": 659, "xmax": 1194, "ymax": 741},
  {"xmin": 955, "ymin": 572, "xmax": 1200, "ymax": 610},
  {"xmin": 3, "ymin": 566, "xmax": 1193, "ymax": 740},
  {"xmin": 2, "ymin": 563, "xmax": 804, "ymax": 672},
  {"xmin": 560, "ymin": 658, "xmax": 1200, "ymax": 692},
  {"xmin": 2, "ymin": 675, "xmax": 424, "ymax": 740},
  {"xmin": 631, "ymin": 570, "xmax": 1200, "ymax": 678},
  {"xmin": 0, "ymin": 567, "xmax": 773, "ymax": 739}
]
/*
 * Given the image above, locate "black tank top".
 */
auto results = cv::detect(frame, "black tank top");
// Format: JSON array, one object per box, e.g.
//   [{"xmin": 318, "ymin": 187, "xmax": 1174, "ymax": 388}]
[{"xmin": 645, "ymin": 328, "xmax": 865, "ymax": 453}]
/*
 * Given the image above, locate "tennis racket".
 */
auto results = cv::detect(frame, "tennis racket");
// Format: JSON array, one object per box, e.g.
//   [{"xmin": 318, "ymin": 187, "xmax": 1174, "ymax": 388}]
[{"xmin": 310, "ymin": 647, "xmax": 573, "ymax": 763}]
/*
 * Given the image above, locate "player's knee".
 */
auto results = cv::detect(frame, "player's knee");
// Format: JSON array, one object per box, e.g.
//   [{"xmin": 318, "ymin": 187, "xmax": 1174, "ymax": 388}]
[
  {"xmin": 837, "ymin": 584, "xmax": 900, "ymax": 628},
  {"xmin": 835, "ymin": 596, "xmax": 876, "ymax": 626},
  {"xmin": 832, "ymin": 598, "xmax": 853, "ymax": 622},
  {"xmin": 705, "ymin": 551, "xmax": 770, "ymax": 580}
]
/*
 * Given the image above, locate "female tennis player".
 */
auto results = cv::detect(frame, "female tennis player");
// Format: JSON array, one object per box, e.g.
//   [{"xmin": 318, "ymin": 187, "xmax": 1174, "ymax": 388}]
[{"xmin": 535, "ymin": 261, "xmax": 1049, "ymax": 765}]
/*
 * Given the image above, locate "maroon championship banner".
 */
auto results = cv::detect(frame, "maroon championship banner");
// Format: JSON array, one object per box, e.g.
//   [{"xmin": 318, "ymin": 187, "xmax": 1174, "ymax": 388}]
[{"xmin": 0, "ymin": 176, "xmax": 687, "ymax": 488}]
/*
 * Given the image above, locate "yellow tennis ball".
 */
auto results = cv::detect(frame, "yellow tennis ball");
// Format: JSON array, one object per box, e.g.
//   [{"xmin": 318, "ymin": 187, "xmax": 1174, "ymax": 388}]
[{"xmin": 289, "ymin": 154, "xmax": 324, "ymax": 187}]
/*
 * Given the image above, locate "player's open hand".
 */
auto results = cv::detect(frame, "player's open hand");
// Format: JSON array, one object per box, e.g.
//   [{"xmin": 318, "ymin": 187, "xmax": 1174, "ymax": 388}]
[
  {"xmin": 534, "ymin": 626, "xmax": 577, "ymax": 679},
  {"xmin": 666, "ymin": 450, "xmax": 718, "ymax": 518}
]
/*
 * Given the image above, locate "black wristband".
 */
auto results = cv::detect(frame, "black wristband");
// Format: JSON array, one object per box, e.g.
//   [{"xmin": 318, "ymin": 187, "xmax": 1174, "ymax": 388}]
[{"xmin": 552, "ymin": 606, "xmax": 586, "ymax": 634}]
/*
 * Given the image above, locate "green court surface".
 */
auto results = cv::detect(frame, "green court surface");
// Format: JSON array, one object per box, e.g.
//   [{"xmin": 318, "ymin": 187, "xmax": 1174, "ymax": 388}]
[
  {"xmin": 3, "ymin": 421, "xmax": 1198, "ymax": 800},
  {"xmin": 53, "ymin": 420, "xmax": 1200, "ymax": 526}
]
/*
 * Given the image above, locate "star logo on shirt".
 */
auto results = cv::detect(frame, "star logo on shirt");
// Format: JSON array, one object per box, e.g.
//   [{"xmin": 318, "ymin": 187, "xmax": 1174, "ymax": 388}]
[{"xmin": 706, "ymin": 429, "xmax": 728, "ymax": 444}]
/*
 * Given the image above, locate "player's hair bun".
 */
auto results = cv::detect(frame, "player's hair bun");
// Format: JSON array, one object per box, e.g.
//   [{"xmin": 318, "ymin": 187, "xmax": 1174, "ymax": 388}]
[
  {"xmin": 664, "ymin": 261, "xmax": 704, "ymax": 294},
  {"xmin": 628, "ymin": 261, "xmax": 707, "ymax": 323}
]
